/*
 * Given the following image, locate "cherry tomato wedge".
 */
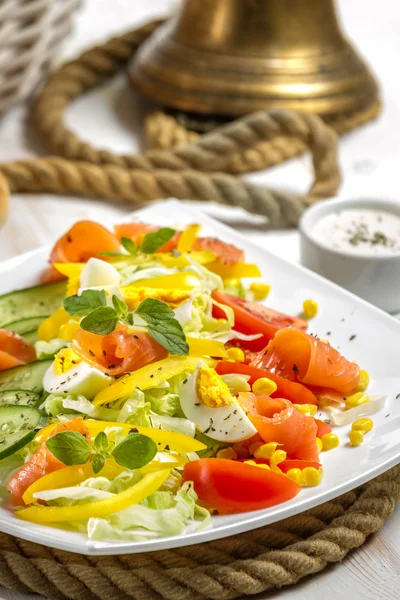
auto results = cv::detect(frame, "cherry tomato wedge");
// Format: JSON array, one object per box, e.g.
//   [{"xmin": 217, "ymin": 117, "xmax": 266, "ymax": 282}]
[
  {"xmin": 182, "ymin": 458, "xmax": 300, "ymax": 514},
  {"xmin": 212, "ymin": 292, "xmax": 308, "ymax": 351},
  {"xmin": 216, "ymin": 361, "xmax": 318, "ymax": 405}
]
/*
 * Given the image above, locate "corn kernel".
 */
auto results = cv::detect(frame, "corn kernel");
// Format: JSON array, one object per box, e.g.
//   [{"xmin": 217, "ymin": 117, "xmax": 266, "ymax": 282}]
[
  {"xmin": 345, "ymin": 392, "xmax": 370, "ymax": 409},
  {"xmin": 316, "ymin": 437, "xmax": 323, "ymax": 453},
  {"xmin": 356, "ymin": 370, "xmax": 370, "ymax": 392},
  {"xmin": 254, "ymin": 442, "xmax": 280, "ymax": 459},
  {"xmin": 352, "ymin": 418, "xmax": 374, "ymax": 433},
  {"xmin": 349, "ymin": 430, "xmax": 364, "ymax": 446},
  {"xmin": 321, "ymin": 432, "xmax": 339, "ymax": 451},
  {"xmin": 270, "ymin": 449, "xmax": 287, "ymax": 471},
  {"xmin": 249, "ymin": 442, "xmax": 263, "ymax": 456},
  {"xmin": 286, "ymin": 468, "xmax": 302, "ymax": 485},
  {"xmin": 244, "ymin": 459, "xmax": 270, "ymax": 470},
  {"xmin": 301, "ymin": 467, "xmax": 323, "ymax": 487},
  {"xmin": 303, "ymin": 299, "xmax": 318, "ymax": 319},
  {"xmin": 216, "ymin": 448, "xmax": 238, "ymax": 460},
  {"xmin": 250, "ymin": 282, "xmax": 271, "ymax": 301},
  {"xmin": 294, "ymin": 403, "xmax": 318, "ymax": 417},
  {"xmin": 252, "ymin": 377, "xmax": 278, "ymax": 396},
  {"xmin": 226, "ymin": 347, "xmax": 245, "ymax": 363}
]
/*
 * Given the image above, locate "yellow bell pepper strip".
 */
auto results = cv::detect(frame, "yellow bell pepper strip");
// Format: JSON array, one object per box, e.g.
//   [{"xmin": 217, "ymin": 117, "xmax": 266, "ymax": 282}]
[
  {"xmin": 177, "ymin": 224, "xmax": 201, "ymax": 253},
  {"xmin": 93, "ymin": 355, "xmax": 200, "ymax": 406},
  {"xmin": 124, "ymin": 273, "xmax": 200, "ymax": 291},
  {"xmin": 53, "ymin": 262, "xmax": 85, "ymax": 279},
  {"xmin": 58, "ymin": 320, "xmax": 80, "ymax": 341},
  {"xmin": 140, "ymin": 452, "xmax": 188, "ymax": 473},
  {"xmin": 22, "ymin": 459, "xmax": 125, "ymax": 505},
  {"xmin": 155, "ymin": 250, "xmax": 215, "ymax": 268},
  {"xmin": 206, "ymin": 261, "xmax": 261, "ymax": 280},
  {"xmin": 187, "ymin": 337, "xmax": 228, "ymax": 358},
  {"xmin": 35, "ymin": 421, "xmax": 206, "ymax": 454},
  {"xmin": 17, "ymin": 469, "xmax": 171, "ymax": 524},
  {"xmin": 38, "ymin": 307, "xmax": 70, "ymax": 342}
]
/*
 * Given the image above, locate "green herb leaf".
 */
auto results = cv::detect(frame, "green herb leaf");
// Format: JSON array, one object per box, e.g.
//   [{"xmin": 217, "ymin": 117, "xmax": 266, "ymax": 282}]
[
  {"xmin": 126, "ymin": 312, "xmax": 134, "ymax": 326},
  {"xmin": 92, "ymin": 453, "xmax": 106, "ymax": 474},
  {"xmin": 112, "ymin": 294, "xmax": 128, "ymax": 316},
  {"xmin": 141, "ymin": 228, "xmax": 176, "ymax": 254},
  {"xmin": 94, "ymin": 432, "xmax": 108, "ymax": 453},
  {"xmin": 64, "ymin": 289, "xmax": 107, "ymax": 316},
  {"xmin": 80, "ymin": 306, "xmax": 118, "ymax": 335},
  {"xmin": 136, "ymin": 298, "xmax": 176, "ymax": 324},
  {"xmin": 46, "ymin": 432, "xmax": 92, "ymax": 466},
  {"xmin": 135, "ymin": 298, "xmax": 189, "ymax": 355},
  {"xmin": 147, "ymin": 320, "xmax": 189, "ymax": 355},
  {"xmin": 121, "ymin": 236, "xmax": 138, "ymax": 255},
  {"xmin": 112, "ymin": 433, "xmax": 157, "ymax": 470}
]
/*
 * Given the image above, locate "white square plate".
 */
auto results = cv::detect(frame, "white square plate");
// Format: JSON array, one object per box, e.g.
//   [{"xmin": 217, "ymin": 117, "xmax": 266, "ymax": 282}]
[{"xmin": 0, "ymin": 200, "xmax": 399, "ymax": 555}]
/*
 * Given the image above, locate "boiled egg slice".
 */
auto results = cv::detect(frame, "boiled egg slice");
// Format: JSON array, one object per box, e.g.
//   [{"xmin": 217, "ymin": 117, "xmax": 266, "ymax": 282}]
[
  {"xmin": 43, "ymin": 348, "xmax": 110, "ymax": 399},
  {"xmin": 179, "ymin": 363, "xmax": 257, "ymax": 442},
  {"xmin": 80, "ymin": 258, "xmax": 121, "ymax": 288}
]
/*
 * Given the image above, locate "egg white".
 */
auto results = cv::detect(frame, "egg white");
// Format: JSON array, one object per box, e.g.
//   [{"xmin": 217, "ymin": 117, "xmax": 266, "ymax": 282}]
[
  {"xmin": 43, "ymin": 361, "xmax": 110, "ymax": 399},
  {"xmin": 80, "ymin": 258, "xmax": 121, "ymax": 288},
  {"xmin": 179, "ymin": 364, "xmax": 257, "ymax": 443}
]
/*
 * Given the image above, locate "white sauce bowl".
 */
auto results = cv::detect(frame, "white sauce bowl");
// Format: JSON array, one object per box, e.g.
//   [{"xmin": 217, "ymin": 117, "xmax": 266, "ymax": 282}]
[{"xmin": 300, "ymin": 197, "xmax": 400, "ymax": 313}]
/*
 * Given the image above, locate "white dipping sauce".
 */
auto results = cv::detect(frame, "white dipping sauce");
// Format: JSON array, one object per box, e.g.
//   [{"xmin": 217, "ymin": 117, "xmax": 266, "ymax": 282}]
[{"xmin": 312, "ymin": 208, "xmax": 400, "ymax": 256}]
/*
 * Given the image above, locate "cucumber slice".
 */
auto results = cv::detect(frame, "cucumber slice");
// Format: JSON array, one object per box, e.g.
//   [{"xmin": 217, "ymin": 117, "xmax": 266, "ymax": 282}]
[
  {"xmin": 0, "ymin": 405, "xmax": 41, "ymax": 460},
  {"xmin": 0, "ymin": 360, "xmax": 52, "ymax": 393},
  {"xmin": 6, "ymin": 317, "xmax": 46, "ymax": 335},
  {"xmin": 22, "ymin": 330, "xmax": 38, "ymax": 344},
  {"xmin": 0, "ymin": 281, "xmax": 66, "ymax": 328},
  {"xmin": 0, "ymin": 390, "xmax": 40, "ymax": 407}
]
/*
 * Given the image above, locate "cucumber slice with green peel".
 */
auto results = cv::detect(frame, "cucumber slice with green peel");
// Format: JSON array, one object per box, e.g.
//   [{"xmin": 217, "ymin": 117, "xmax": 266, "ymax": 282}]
[
  {"xmin": 0, "ymin": 405, "xmax": 41, "ymax": 460},
  {"xmin": 0, "ymin": 360, "xmax": 52, "ymax": 393},
  {"xmin": 6, "ymin": 317, "xmax": 47, "ymax": 335},
  {"xmin": 0, "ymin": 390, "xmax": 41, "ymax": 407},
  {"xmin": 22, "ymin": 330, "xmax": 38, "ymax": 344},
  {"xmin": 0, "ymin": 281, "xmax": 66, "ymax": 328}
]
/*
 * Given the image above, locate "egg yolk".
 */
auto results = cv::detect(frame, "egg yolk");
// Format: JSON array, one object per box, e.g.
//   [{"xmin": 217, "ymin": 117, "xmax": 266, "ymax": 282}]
[
  {"xmin": 53, "ymin": 348, "xmax": 82, "ymax": 375},
  {"xmin": 196, "ymin": 367, "xmax": 232, "ymax": 408},
  {"xmin": 123, "ymin": 287, "xmax": 191, "ymax": 309}
]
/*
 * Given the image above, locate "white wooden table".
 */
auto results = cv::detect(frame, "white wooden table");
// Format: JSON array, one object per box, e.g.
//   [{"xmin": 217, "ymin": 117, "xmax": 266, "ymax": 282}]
[{"xmin": 0, "ymin": 1, "xmax": 399, "ymax": 598}]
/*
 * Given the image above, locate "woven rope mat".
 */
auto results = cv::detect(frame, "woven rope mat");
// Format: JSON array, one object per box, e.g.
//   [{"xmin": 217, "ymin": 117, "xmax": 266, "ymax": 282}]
[{"xmin": 0, "ymin": 17, "xmax": 396, "ymax": 600}]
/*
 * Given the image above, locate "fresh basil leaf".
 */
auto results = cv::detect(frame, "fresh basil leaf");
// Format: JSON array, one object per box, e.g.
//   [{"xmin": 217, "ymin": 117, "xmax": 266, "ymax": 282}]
[
  {"xmin": 135, "ymin": 298, "xmax": 176, "ymax": 324},
  {"xmin": 112, "ymin": 294, "xmax": 128, "ymax": 316},
  {"xmin": 94, "ymin": 432, "xmax": 108, "ymax": 453},
  {"xmin": 121, "ymin": 236, "xmax": 138, "ymax": 255},
  {"xmin": 141, "ymin": 228, "xmax": 176, "ymax": 254},
  {"xmin": 92, "ymin": 453, "xmax": 106, "ymax": 474},
  {"xmin": 80, "ymin": 306, "xmax": 118, "ymax": 335},
  {"xmin": 46, "ymin": 432, "xmax": 92, "ymax": 466},
  {"xmin": 112, "ymin": 433, "xmax": 157, "ymax": 470},
  {"xmin": 148, "ymin": 320, "xmax": 189, "ymax": 355},
  {"xmin": 64, "ymin": 289, "xmax": 107, "ymax": 316}
]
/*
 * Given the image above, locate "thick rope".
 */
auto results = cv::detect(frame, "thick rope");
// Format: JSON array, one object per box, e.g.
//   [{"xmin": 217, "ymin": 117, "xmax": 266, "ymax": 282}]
[{"xmin": 0, "ymin": 466, "xmax": 398, "ymax": 600}]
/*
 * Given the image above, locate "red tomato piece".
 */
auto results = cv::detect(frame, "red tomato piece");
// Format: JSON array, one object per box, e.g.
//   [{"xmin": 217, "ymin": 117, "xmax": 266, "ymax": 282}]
[
  {"xmin": 212, "ymin": 292, "xmax": 308, "ymax": 351},
  {"xmin": 215, "ymin": 361, "xmax": 318, "ymax": 405},
  {"xmin": 182, "ymin": 458, "xmax": 300, "ymax": 514},
  {"xmin": 0, "ymin": 329, "xmax": 36, "ymax": 371}
]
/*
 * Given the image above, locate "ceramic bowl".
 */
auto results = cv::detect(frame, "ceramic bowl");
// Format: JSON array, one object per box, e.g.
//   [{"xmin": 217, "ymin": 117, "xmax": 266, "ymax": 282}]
[{"xmin": 300, "ymin": 197, "xmax": 400, "ymax": 313}]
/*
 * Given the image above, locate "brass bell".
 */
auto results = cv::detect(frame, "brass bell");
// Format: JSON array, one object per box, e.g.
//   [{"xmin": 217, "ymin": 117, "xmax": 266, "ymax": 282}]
[{"xmin": 130, "ymin": 0, "xmax": 379, "ymax": 119}]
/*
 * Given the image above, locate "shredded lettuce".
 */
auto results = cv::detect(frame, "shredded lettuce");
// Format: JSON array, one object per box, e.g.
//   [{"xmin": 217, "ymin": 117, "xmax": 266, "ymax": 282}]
[
  {"xmin": 195, "ymin": 432, "xmax": 230, "ymax": 458},
  {"xmin": 220, "ymin": 373, "xmax": 251, "ymax": 393},
  {"xmin": 116, "ymin": 389, "xmax": 151, "ymax": 426},
  {"xmin": 41, "ymin": 394, "xmax": 119, "ymax": 422},
  {"xmin": 149, "ymin": 414, "xmax": 195, "ymax": 438},
  {"xmin": 35, "ymin": 338, "xmax": 69, "ymax": 359}
]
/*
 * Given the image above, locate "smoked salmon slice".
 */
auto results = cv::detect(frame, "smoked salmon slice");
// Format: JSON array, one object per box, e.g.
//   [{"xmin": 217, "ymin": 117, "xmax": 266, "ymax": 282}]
[
  {"xmin": 75, "ymin": 325, "xmax": 168, "ymax": 376},
  {"xmin": 238, "ymin": 394, "xmax": 319, "ymax": 461},
  {"xmin": 0, "ymin": 330, "xmax": 36, "ymax": 371},
  {"xmin": 7, "ymin": 418, "xmax": 90, "ymax": 506},
  {"xmin": 264, "ymin": 329, "xmax": 360, "ymax": 394}
]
